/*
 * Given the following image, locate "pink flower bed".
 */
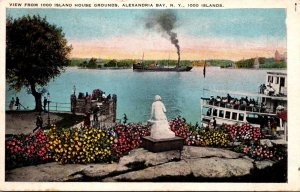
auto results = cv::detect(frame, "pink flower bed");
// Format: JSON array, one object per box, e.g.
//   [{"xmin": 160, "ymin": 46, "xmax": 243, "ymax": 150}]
[
  {"xmin": 169, "ymin": 117, "xmax": 192, "ymax": 142},
  {"xmin": 5, "ymin": 128, "xmax": 51, "ymax": 169},
  {"xmin": 236, "ymin": 144, "xmax": 285, "ymax": 161},
  {"xmin": 111, "ymin": 123, "xmax": 150, "ymax": 160},
  {"xmin": 225, "ymin": 123, "xmax": 262, "ymax": 142}
]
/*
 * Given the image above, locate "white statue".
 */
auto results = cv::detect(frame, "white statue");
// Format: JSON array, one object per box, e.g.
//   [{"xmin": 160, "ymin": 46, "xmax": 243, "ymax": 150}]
[{"xmin": 148, "ymin": 95, "xmax": 175, "ymax": 139}]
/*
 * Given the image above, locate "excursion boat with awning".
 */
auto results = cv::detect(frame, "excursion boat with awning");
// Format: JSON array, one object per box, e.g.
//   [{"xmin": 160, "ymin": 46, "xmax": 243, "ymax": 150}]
[{"xmin": 200, "ymin": 71, "xmax": 287, "ymax": 140}]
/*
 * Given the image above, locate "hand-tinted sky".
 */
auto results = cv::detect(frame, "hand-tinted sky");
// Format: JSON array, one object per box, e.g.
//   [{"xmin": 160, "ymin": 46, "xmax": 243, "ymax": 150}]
[{"xmin": 7, "ymin": 8, "xmax": 286, "ymax": 60}]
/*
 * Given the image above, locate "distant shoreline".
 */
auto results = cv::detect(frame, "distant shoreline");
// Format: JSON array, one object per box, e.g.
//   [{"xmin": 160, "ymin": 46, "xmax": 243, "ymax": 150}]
[
  {"xmin": 77, "ymin": 67, "xmax": 131, "ymax": 70},
  {"xmin": 69, "ymin": 66, "xmax": 287, "ymax": 71}
]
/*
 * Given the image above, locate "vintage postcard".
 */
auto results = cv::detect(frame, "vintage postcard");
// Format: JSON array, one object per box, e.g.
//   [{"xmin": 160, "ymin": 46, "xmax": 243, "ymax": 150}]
[{"xmin": 0, "ymin": 0, "xmax": 300, "ymax": 191}]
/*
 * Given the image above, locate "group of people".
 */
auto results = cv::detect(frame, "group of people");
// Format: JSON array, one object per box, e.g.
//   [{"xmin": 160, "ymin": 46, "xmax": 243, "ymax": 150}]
[
  {"xmin": 9, "ymin": 95, "xmax": 48, "ymax": 133},
  {"xmin": 9, "ymin": 97, "xmax": 20, "ymax": 111},
  {"xmin": 77, "ymin": 91, "xmax": 112, "ymax": 104},
  {"xmin": 9, "ymin": 96, "xmax": 49, "ymax": 112},
  {"xmin": 83, "ymin": 102, "xmax": 113, "ymax": 128},
  {"xmin": 83, "ymin": 105, "xmax": 101, "ymax": 128},
  {"xmin": 260, "ymin": 83, "xmax": 275, "ymax": 96},
  {"xmin": 97, "ymin": 92, "xmax": 112, "ymax": 103},
  {"xmin": 76, "ymin": 92, "xmax": 92, "ymax": 104},
  {"xmin": 208, "ymin": 94, "xmax": 259, "ymax": 110}
]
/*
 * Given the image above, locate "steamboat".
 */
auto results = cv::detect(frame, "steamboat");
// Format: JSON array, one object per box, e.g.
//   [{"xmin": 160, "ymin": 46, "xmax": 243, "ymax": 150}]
[
  {"xmin": 200, "ymin": 71, "xmax": 287, "ymax": 140},
  {"xmin": 132, "ymin": 53, "xmax": 192, "ymax": 72},
  {"xmin": 133, "ymin": 63, "xmax": 192, "ymax": 72}
]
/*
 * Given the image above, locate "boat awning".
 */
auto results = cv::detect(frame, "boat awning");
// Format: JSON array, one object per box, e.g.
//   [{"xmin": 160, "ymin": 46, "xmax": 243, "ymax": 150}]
[
  {"xmin": 267, "ymin": 72, "xmax": 287, "ymax": 76},
  {"xmin": 203, "ymin": 88, "xmax": 287, "ymax": 101}
]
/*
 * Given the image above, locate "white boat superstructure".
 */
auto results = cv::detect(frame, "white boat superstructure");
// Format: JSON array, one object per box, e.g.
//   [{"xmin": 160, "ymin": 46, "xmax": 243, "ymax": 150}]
[
  {"xmin": 200, "ymin": 71, "xmax": 287, "ymax": 140},
  {"xmin": 261, "ymin": 72, "xmax": 287, "ymax": 113}
]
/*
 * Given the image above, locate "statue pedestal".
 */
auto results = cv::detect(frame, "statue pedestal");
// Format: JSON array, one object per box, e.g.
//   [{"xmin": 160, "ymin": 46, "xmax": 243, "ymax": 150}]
[{"xmin": 142, "ymin": 136, "xmax": 184, "ymax": 153}]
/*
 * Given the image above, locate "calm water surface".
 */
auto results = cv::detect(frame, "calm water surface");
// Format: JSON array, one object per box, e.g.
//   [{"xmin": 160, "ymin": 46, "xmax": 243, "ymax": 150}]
[{"xmin": 6, "ymin": 67, "xmax": 286, "ymax": 124}]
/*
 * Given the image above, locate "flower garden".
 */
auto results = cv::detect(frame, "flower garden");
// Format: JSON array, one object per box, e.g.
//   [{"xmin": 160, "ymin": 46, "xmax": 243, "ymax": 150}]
[{"xmin": 5, "ymin": 117, "xmax": 286, "ymax": 169}]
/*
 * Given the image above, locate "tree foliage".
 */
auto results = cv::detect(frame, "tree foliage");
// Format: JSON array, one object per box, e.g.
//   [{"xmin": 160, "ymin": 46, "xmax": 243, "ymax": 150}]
[
  {"xmin": 105, "ymin": 59, "xmax": 118, "ymax": 67},
  {"xmin": 77, "ymin": 58, "xmax": 98, "ymax": 68},
  {"xmin": 116, "ymin": 59, "xmax": 133, "ymax": 68},
  {"xmin": 207, "ymin": 60, "xmax": 233, "ymax": 68},
  {"xmin": 235, "ymin": 58, "xmax": 255, "ymax": 68},
  {"xmin": 87, "ymin": 58, "xmax": 97, "ymax": 68},
  {"xmin": 235, "ymin": 57, "xmax": 287, "ymax": 69},
  {"xmin": 6, "ymin": 15, "xmax": 72, "ymax": 111}
]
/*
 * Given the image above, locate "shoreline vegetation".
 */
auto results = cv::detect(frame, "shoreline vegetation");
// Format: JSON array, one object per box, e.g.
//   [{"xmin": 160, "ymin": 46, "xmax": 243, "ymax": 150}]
[{"xmin": 70, "ymin": 57, "xmax": 287, "ymax": 69}]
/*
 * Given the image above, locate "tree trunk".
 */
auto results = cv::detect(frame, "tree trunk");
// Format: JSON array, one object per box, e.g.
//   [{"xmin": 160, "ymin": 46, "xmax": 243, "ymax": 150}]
[{"xmin": 30, "ymin": 83, "xmax": 42, "ymax": 112}]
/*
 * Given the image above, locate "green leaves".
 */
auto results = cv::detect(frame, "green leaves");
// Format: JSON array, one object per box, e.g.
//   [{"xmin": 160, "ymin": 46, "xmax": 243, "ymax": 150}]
[{"xmin": 6, "ymin": 15, "xmax": 72, "ymax": 110}]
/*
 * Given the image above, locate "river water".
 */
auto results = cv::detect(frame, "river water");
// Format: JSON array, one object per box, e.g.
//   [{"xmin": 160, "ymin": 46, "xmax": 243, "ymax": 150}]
[{"xmin": 5, "ymin": 67, "xmax": 286, "ymax": 124}]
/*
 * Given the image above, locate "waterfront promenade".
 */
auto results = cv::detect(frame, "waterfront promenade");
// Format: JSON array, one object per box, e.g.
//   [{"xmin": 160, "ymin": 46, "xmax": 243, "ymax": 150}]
[{"xmin": 6, "ymin": 111, "xmax": 62, "ymax": 135}]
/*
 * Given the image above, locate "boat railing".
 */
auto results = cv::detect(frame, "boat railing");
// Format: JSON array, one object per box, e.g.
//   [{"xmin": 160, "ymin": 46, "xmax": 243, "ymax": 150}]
[{"xmin": 201, "ymin": 97, "xmax": 275, "ymax": 114}]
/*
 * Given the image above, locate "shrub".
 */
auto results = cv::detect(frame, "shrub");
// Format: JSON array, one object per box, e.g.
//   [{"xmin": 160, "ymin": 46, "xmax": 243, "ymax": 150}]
[
  {"xmin": 5, "ymin": 128, "xmax": 51, "ymax": 169},
  {"xmin": 191, "ymin": 130, "xmax": 230, "ymax": 147},
  {"xmin": 225, "ymin": 123, "xmax": 262, "ymax": 143},
  {"xmin": 169, "ymin": 117, "xmax": 192, "ymax": 141},
  {"xmin": 6, "ymin": 118, "xmax": 286, "ymax": 168},
  {"xmin": 169, "ymin": 117, "xmax": 230, "ymax": 147},
  {"xmin": 234, "ymin": 143, "xmax": 286, "ymax": 161},
  {"xmin": 47, "ymin": 126, "xmax": 114, "ymax": 164},
  {"xmin": 111, "ymin": 123, "xmax": 150, "ymax": 160}
]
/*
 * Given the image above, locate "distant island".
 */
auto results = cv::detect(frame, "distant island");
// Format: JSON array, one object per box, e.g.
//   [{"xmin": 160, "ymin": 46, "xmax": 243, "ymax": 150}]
[
  {"xmin": 69, "ymin": 58, "xmax": 193, "ymax": 69},
  {"xmin": 69, "ymin": 58, "xmax": 133, "ymax": 69},
  {"xmin": 70, "ymin": 55, "xmax": 287, "ymax": 69}
]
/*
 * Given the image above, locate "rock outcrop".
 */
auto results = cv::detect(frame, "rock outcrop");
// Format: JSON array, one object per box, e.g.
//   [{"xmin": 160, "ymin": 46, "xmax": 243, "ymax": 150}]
[{"xmin": 6, "ymin": 146, "xmax": 278, "ymax": 182}]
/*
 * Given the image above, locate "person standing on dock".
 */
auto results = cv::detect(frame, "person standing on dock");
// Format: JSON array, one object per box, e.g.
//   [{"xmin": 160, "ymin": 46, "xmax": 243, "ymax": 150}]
[
  {"xmin": 15, "ymin": 97, "xmax": 20, "ymax": 110},
  {"xmin": 43, "ymin": 97, "xmax": 48, "ymax": 112}
]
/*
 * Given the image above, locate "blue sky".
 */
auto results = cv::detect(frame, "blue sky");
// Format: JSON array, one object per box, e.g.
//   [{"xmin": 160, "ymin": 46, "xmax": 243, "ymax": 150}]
[
  {"xmin": 177, "ymin": 9, "xmax": 286, "ymax": 38},
  {"xmin": 6, "ymin": 8, "xmax": 287, "ymax": 60},
  {"xmin": 7, "ymin": 9, "xmax": 286, "ymax": 40}
]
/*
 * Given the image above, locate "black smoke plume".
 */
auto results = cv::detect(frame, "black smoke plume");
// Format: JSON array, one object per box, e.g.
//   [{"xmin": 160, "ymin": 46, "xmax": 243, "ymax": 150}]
[{"xmin": 145, "ymin": 10, "xmax": 181, "ymax": 66}]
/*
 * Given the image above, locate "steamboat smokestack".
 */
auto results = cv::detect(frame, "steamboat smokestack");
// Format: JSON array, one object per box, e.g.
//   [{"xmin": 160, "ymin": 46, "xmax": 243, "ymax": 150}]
[{"xmin": 145, "ymin": 10, "xmax": 181, "ymax": 67}]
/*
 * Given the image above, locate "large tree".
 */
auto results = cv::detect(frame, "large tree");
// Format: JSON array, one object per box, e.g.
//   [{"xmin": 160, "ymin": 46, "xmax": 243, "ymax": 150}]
[{"xmin": 6, "ymin": 15, "xmax": 72, "ymax": 111}]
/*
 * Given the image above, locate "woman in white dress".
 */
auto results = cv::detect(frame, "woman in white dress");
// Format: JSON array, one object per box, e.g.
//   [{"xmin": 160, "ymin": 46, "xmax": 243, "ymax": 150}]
[{"xmin": 149, "ymin": 95, "xmax": 175, "ymax": 139}]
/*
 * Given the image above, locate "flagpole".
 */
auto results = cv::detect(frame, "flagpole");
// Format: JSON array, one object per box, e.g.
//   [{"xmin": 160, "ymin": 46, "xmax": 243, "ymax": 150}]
[{"xmin": 203, "ymin": 60, "xmax": 206, "ymax": 78}]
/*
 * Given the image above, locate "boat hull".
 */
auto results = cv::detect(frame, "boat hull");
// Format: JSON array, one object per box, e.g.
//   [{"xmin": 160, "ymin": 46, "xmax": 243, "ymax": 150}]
[{"xmin": 133, "ymin": 64, "xmax": 192, "ymax": 72}]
